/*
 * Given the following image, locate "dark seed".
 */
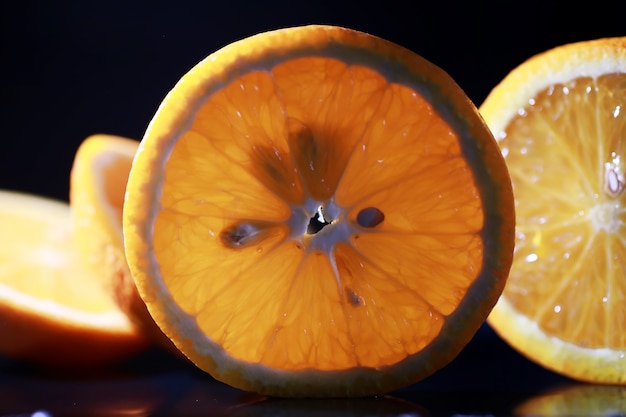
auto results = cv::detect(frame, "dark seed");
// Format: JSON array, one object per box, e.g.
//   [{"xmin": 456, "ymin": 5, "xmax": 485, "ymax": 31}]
[
  {"xmin": 356, "ymin": 207, "xmax": 384, "ymax": 228},
  {"xmin": 346, "ymin": 288, "xmax": 361, "ymax": 306},
  {"xmin": 220, "ymin": 223, "xmax": 261, "ymax": 248}
]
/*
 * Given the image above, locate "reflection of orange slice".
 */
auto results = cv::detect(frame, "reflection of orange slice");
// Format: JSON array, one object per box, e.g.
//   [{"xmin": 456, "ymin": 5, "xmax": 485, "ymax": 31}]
[
  {"xmin": 123, "ymin": 25, "xmax": 515, "ymax": 397},
  {"xmin": 514, "ymin": 384, "xmax": 626, "ymax": 417},
  {"xmin": 482, "ymin": 37, "xmax": 626, "ymax": 384},
  {"xmin": 69, "ymin": 134, "xmax": 179, "ymax": 354},
  {"xmin": 0, "ymin": 190, "xmax": 147, "ymax": 367}
]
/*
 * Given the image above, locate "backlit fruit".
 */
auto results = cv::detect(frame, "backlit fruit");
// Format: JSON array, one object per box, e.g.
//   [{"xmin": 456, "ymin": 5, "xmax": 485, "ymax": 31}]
[
  {"xmin": 0, "ymin": 189, "xmax": 147, "ymax": 367},
  {"xmin": 482, "ymin": 37, "xmax": 626, "ymax": 384},
  {"xmin": 123, "ymin": 25, "xmax": 515, "ymax": 397},
  {"xmin": 70, "ymin": 134, "xmax": 138, "ymax": 301},
  {"xmin": 69, "ymin": 134, "xmax": 181, "ymax": 355}
]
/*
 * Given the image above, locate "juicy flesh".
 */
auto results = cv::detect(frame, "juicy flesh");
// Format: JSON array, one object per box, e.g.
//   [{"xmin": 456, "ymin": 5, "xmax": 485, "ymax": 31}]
[
  {"xmin": 0, "ymin": 195, "xmax": 124, "ymax": 313},
  {"xmin": 154, "ymin": 57, "xmax": 485, "ymax": 370},
  {"xmin": 499, "ymin": 74, "xmax": 626, "ymax": 349}
]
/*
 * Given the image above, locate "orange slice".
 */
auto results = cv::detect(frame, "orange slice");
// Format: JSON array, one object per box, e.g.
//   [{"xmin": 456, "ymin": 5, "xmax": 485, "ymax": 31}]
[
  {"xmin": 123, "ymin": 25, "xmax": 515, "ymax": 397},
  {"xmin": 70, "ymin": 134, "xmax": 137, "ymax": 297},
  {"xmin": 0, "ymin": 189, "xmax": 147, "ymax": 367},
  {"xmin": 69, "ymin": 134, "xmax": 179, "ymax": 354},
  {"xmin": 481, "ymin": 37, "xmax": 626, "ymax": 384}
]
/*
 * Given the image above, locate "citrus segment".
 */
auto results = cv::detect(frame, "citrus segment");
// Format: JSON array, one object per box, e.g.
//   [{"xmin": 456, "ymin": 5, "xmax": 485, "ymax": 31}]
[
  {"xmin": 124, "ymin": 25, "xmax": 514, "ymax": 397},
  {"xmin": 481, "ymin": 37, "xmax": 626, "ymax": 383},
  {"xmin": 69, "ymin": 134, "xmax": 181, "ymax": 354},
  {"xmin": 0, "ymin": 189, "xmax": 147, "ymax": 367}
]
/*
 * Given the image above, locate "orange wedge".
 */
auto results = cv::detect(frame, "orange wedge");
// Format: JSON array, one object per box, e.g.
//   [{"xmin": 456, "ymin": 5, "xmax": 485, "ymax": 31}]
[
  {"xmin": 123, "ymin": 25, "xmax": 515, "ymax": 397},
  {"xmin": 482, "ymin": 37, "xmax": 626, "ymax": 384},
  {"xmin": 0, "ymin": 189, "xmax": 147, "ymax": 367},
  {"xmin": 69, "ymin": 134, "xmax": 180, "ymax": 354}
]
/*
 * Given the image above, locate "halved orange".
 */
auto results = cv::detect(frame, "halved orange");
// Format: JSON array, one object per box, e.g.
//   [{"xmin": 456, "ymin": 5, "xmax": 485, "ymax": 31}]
[
  {"xmin": 69, "ymin": 134, "xmax": 180, "ymax": 354},
  {"xmin": 0, "ymin": 189, "xmax": 147, "ymax": 367},
  {"xmin": 123, "ymin": 25, "xmax": 515, "ymax": 397},
  {"xmin": 482, "ymin": 37, "xmax": 626, "ymax": 384}
]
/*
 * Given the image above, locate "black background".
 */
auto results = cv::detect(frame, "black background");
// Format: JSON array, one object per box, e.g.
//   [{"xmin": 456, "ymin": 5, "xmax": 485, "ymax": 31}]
[
  {"xmin": 2, "ymin": 1, "xmax": 624, "ymax": 202},
  {"xmin": 1, "ymin": 1, "xmax": 625, "ymax": 413}
]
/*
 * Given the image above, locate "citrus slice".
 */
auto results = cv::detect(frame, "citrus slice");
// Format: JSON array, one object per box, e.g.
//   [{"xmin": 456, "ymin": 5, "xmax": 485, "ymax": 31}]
[
  {"xmin": 0, "ymin": 189, "xmax": 147, "ymax": 367},
  {"xmin": 70, "ymin": 134, "xmax": 138, "ymax": 296},
  {"xmin": 123, "ymin": 24, "xmax": 515, "ymax": 397},
  {"xmin": 69, "ymin": 134, "xmax": 180, "ymax": 354},
  {"xmin": 481, "ymin": 37, "xmax": 626, "ymax": 384}
]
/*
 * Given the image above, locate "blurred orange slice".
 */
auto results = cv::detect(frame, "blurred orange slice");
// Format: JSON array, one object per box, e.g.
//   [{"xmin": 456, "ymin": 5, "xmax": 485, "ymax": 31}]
[
  {"xmin": 482, "ymin": 37, "xmax": 626, "ymax": 384},
  {"xmin": 0, "ymin": 189, "xmax": 147, "ymax": 367},
  {"xmin": 70, "ymin": 134, "xmax": 137, "ymax": 297},
  {"xmin": 123, "ymin": 25, "xmax": 515, "ymax": 397},
  {"xmin": 69, "ymin": 134, "xmax": 180, "ymax": 354}
]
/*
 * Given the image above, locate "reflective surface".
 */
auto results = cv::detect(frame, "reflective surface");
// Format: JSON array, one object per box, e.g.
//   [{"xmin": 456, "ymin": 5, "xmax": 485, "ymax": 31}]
[
  {"xmin": 2, "ymin": 325, "xmax": 624, "ymax": 417},
  {"xmin": 2, "ymin": 2, "xmax": 626, "ymax": 417}
]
